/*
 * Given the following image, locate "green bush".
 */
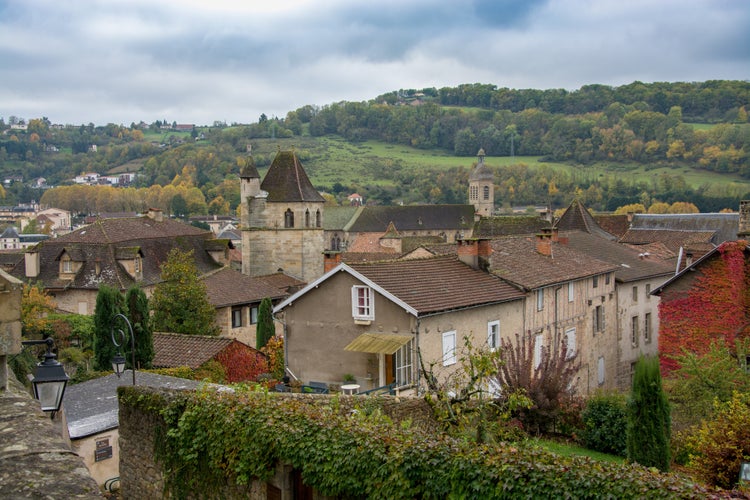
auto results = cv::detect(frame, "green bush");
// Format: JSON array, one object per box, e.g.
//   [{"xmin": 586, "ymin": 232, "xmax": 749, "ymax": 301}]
[
  {"xmin": 686, "ymin": 391, "xmax": 750, "ymax": 489},
  {"xmin": 581, "ymin": 392, "xmax": 627, "ymax": 456},
  {"xmin": 627, "ymin": 356, "xmax": 671, "ymax": 472}
]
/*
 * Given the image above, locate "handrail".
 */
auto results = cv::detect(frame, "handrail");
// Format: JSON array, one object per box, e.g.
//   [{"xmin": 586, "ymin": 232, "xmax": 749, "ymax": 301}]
[{"xmin": 359, "ymin": 383, "xmax": 397, "ymax": 396}]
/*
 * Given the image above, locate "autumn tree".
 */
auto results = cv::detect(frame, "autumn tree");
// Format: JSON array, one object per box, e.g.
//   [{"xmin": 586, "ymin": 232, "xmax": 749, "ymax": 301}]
[
  {"xmin": 93, "ymin": 285, "xmax": 125, "ymax": 372},
  {"xmin": 21, "ymin": 284, "xmax": 57, "ymax": 337},
  {"xmin": 613, "ymin": 203, "xmax": 645, "ymax": 215},
  {"xmin": 255, "ymin": 297, "xmax": 274, "ymax": 350},
  {"xmin": 125, "ymin": 286, "xmax": 153, "ymax": 369},
  {"xmin": 150, "ymin": 248, "xmax": 219, "ymax": 336}
]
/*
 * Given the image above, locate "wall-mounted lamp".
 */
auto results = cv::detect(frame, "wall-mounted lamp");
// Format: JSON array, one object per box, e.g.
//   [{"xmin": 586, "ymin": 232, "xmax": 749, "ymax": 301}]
[
  {"xmin": 110, "ymin": 313, "xmax": 136, "ymax": 385},
  {"xmin": 21, "ymin": 338, "xmax": 69, "ymax": 418}
]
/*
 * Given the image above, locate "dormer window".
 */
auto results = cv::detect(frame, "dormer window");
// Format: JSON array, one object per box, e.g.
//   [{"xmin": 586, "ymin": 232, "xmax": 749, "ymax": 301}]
[{"xmin": 62, "ymin": 258, "xmax": 72, "ymax": 273}]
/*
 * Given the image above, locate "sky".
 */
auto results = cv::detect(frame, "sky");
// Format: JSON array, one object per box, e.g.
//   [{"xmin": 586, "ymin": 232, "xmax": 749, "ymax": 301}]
[{"xmin": 1, "ymin": 0, "xmax": 748, "ymax": 127}]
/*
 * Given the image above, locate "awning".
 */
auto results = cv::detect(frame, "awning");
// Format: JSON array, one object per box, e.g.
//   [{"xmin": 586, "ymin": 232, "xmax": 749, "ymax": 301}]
[{"xmin": 344, "ymin": 333, "xmax": 413, "ymax": 355}]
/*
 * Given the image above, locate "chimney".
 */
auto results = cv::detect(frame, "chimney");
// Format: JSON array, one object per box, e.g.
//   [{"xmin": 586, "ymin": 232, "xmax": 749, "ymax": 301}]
[
  {"xmin": 323, "ymin": 251, "xmax": 342, "ymax": 273},
  {"xmin": 627, "ymin": 211, "xmax": 635, "ymax": 223},
  {"xmin": 739, "ymin": 200, "xmax": 750, "ymax": 238},
  {"xmin": 457, "ymin": 238, "xmax": 492, "ymax": 270},
  {"xmin": 95, "ymin": 260, "xmax": 101, "ymax": 276},
  {"xmin": 24, "ymin": 249, "xmax": 40, "ymax": 278},
  {"xmin": 536, "ymin": 229, "xmax": 552, "ymax": 257},
  {"xmin": 147, "ymin": 208, "xmax": 164, "ymax": 222}
]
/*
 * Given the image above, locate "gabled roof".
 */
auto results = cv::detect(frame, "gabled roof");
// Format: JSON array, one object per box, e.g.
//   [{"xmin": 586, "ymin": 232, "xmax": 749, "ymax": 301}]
[
  {"xmin": 630, "ymin": 213, "xmax": 739, "ymax": 244},
  {"xmin": 152, "ymin": 332, "xmax": 255, "ymax": 369},
  {"xmin": 558, "ymin": 230, "xmax": 673, "ymax": 283},
  {"xmin": 260, "ymin": 150, "xmax": 325, "ymax": 203},
  {"xmin": 489, "ymin": 235, "xmax": 618, "ymax": 290},
  {"xmin": 275, "ymin": 255, "xmax": 524, "ymax": 317},
  {"xmin": 347, "ymin": 205, "xmax": 474, "ymax": 232},
  {"xmin": 322, "ymin": 206, "xmax": 360, "ymax": 230},
  {"xmin": 0, "ymin": 226, "xmax": 19, "ymax": 239},
  {"xmin": 619, "ymin": 228, "xmax": 716, "ymax": 258},
  {"xmin": 64, "ymin": 371, "xmax": 207, "ymax": 439},
  {"xmin": 555, "ymin": 200, "xmax": 616, "ymax": 240},
  {"xmin": 202, "ymin": 267, "xmax": 296, "ymax": 307},
  {"xmin": 473, "ymin": 215, "xmax": 551, "ymax": 238},
  {"xmin": 594, "ymin": 214, "xmax": 631, "ymax": 239}
]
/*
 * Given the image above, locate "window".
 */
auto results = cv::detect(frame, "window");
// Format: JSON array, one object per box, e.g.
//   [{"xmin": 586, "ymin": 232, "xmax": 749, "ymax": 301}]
[
  {"xmin": 631, "ymin": 316, "xmax": 639, "ymax": 346},
  {"xmin": 534, "ymin": 333, "xmax": 544, "ymax": 369},
  {"xmin": 564, "ymin": 327, "xmax": 577, "ymax": 359},
  {"xmin": 644, "ymin": 312, "xmax": 652, "ymax": 343},
  {"xmin": 316, "ymin": 210, "xmax": 321, "ymax": 228},
  {"xmin": 250, "ymin": 306, "xmax": 259, "ymax": 325},
  {"xmin": 593, "ymin": 305, "xmax": 605, "ymax": 334},
  {"xmin": 645, "ymin": 283, "xmax": 651, "ymax": 299},
  {"xmin": 394, "ymin": 339, "xmax": 413, "ymax": 385},
  {"xmin": 605, "ymin": 273, "xmax": 611, "ymax": 285},
  {"xmin": 351, "ymin": 286, "xmax": 374, "ymax": 321},
  {"xmin": 597, "ymin": 356, "xmax": 605, "ymax": 385},
  {"xmin": 442, "ymin": 331, "xmax": 457, "ymax": 366},
  {"xmin": 632, "ymin": 286, "xmax": 638, "ymax": 302},
  {"xmin": 134, "ymin": 256, "xmax": 141, "ymax": 273},
  {"xmin": 470, "ymin": 185, "xmax": 478, "ymax": 201},
  {"xmin": 483, "ymin": 185, "xmax": 490, "ymax": 200},
  {"xmin": 231, "ymin": 307, "xmax": 243, "ymax": 328},
  {"xmin": 536, "ymin": 288, "xmax": 544, "ymax": 311},
  {"xmin": 304, "ymin": 209, "xmax": 310, "ymax": 227},
  {"xmin": 592, "ymin": 275, "xmax": 599, "ymax": 288},
  {"xmin": 62, "ymin": 258, "xmax": 72, "ymax": 273},
  {"xmin": 284, "ymin": 209, "xmax": 294, "ymax": 228},
  {"xmin": 568, "ymin": 282, "xmax": 574, "ymax": 303},
  {"xmin": 487, "ymin": 321, "xmax": 500, "ymax": 351}
]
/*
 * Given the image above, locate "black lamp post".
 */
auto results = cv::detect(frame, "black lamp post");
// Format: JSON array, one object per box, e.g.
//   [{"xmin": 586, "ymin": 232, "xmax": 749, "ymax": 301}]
[
  {"xmin": 110, "ymin": 313, "xmax": 136, "ymax": 385},
  {"xmin": 21, "ymin": 337, "xmax": 69, "ymax": 418}
]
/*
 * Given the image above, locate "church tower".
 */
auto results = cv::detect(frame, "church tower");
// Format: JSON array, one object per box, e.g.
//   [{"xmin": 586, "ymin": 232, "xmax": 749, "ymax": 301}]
[
  {"xmin": 241, "ymin": 149, "xmax": 325, "ymax": 282},
  {"xmin": 468, "ymin": 148, "xmax": 494, "ymax": 218}
]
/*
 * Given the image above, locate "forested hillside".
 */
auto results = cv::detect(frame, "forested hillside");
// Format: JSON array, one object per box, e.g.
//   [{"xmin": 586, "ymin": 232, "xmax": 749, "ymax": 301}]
[{"xmin": 1, "ymin": 80, "xmax": 748, "ymax": 216}]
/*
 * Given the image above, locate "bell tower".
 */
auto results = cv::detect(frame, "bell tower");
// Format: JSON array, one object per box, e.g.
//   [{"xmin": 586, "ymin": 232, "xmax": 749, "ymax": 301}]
[{"xmin": 468, "ymin": 148, "xmax": 494, "ymax": 218}]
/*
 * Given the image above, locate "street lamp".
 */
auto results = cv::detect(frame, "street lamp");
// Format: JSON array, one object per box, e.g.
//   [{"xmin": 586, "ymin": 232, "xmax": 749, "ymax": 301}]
[
  {"xmin": 110, "ymin": 313, "xmax": 136, "ymax": 385},
  {"xmin": 21, "ymin": 338, "xmax": 69, "ymax": 418}
]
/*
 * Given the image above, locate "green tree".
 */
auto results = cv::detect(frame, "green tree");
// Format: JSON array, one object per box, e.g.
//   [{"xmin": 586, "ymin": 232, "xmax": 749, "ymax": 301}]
[
  {"xmin": 93, "ymin": 285, "xmax": 125, "ymax": 372},
  {"xmin": 627, "ymin": 355, "xmax": 671, "ymax": 471},
  {"xmin": 125, "ymin": 286, "xmax": 154, "ymax": 369},
  {"xmin": 150, "ymin": 248, "xmax": 219, "ymax": 336},
  {"xmin": 255, "ymin": 297, "xmax": 274, "ymax": 350}
]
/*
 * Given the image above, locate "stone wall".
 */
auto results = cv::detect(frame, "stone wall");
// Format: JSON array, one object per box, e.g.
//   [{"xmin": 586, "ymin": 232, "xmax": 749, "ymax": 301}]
[{"xmin": 119, "ymin": 387, "xmax": 439, "ymax": 499}]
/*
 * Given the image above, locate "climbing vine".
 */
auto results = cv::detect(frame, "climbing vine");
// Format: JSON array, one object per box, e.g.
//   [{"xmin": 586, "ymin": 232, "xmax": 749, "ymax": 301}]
[
  {"xmin": 214, "ymin": 342, "xmax": 269, "ymax": 383},
  {"xmin": 659, "ymin": 241, "xmax": 750, "ymax": 373}
]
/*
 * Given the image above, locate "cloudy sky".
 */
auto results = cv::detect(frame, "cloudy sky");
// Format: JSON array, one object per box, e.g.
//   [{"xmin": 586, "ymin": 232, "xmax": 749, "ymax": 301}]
[{"xmin": 1, "ymin": 0, "xmax": 748, "ymax": 126}]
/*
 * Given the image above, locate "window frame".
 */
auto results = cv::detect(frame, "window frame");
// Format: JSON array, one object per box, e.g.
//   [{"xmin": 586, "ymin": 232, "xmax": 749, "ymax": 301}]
[
  {"xmin": 231, "ymin": 307, "xmax": 243, "ymax": 328},
  {"xmin": 487, "ymin": 320, "xmax": 500, "ymax": 351},
  {"xmin": 394, "ymin": 339, "xmax": 413, "ymax": 386},
  {"xmin": 631, "ymin": 315, "xmax": 639, "ymax": 347},
  {"xmin": 351, "ymin": 285, "xmax": 374, "ymax": 321},
  {"xmin": 568, "ymin": 281, "xmax": 574, "ymax": 302},
  {"xmin": 442, "ymin": 331, "xmax": 457, "ymax": 366},
  {"xmin": 593, "ymin": 305, "xmax": 605, "ymax": 334},
  {"xmin": 592, "ymin": 275, "xmax": 599, "ymax": 288},
  {"xmin": 644, "ymin": 312, "xmax": 652, "ymax": 343},
  {"xmin": 564, "ymin": 327, "xmax": 577, "ymax": 359},
  {"xmin": 632, "ymin": 286, "xmax": 638, "ymax": 302},
  {"xmin": 62, "ymin": 258, "xmax": 73, "ymax": 273},
  {"xmin": 250, "ymin": 306, "xmax": 259, "ymax": 325},
  {"xmin": 536, "ymin": 288, "xmax": 544, "ymax": 311}
]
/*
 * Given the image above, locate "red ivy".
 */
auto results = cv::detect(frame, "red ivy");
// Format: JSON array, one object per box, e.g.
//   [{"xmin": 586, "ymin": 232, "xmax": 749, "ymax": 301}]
[
  {"xmin": 658, "ymin": 241, "xmax": 750, "ymax": 374},
  {"xmin": 215, "ymin": 341, "xmax": 269, "ymax": 383}
]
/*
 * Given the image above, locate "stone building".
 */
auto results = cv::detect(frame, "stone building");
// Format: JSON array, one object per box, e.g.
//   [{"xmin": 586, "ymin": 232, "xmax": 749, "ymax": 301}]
[
  {"xmin": 241, "ymin": 150, "xmax": 325, "ymax": 283},
  {"xmin": 468, "ymin": 148, "xmax": 494, "ymax": 218}
]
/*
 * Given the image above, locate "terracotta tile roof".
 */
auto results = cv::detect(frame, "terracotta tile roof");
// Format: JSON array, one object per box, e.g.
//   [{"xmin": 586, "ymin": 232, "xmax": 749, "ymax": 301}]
[
  {"xmin": 488, "ymin": 236, "xmax": 618, "ymax": 290},
  {"xmin": 56, "ymin": 215, "xmax": 208, "ymax": 244},
  {"xmin": 594, "ymin": 214, "xmax": 631, "ymax": 239},
  {"xmin": 555, "ymin": 200, "xmax": 616, "ymax": 240},
  {"xmin": 473, "ymin": 215, "xmax": 551, "ymax": 238},
  {"xmin": 619, "ymin": 228, "xmax": 716, "ymax": 255},
  {"xmin": 152, "ymin": 332, "xmax": 250, "ymax": 369},
  {"xmin": 347, "ymin": 205, "xmax": 474, "ymax": 233},
  {"xmin": 347, "ymin": 233, "xmax": 400, "ymax": 253},
  {"xmin": 341, "ymin": 252, "xmax": 400, "ymax": 264},
  {"xmin": 349, "ymin": 255, "xmax": 524, "ymax": 315},
  {"xmin": 260, "ymin": 150, "xmax": 325, "ymax": 203},
  {"xmin": 558, "ymin": 230, "xmax": 674, "ymax": 282},
  {"xmin": 202, "ymin": 267, "xmax": 294, "ymax": 307},
  {"xmin": 400, "ymin": 235, "xmax": 446, "ymax": 253},
  {"xmin": 253, "ymin": 272, "xmax": 307, "ymax": 295}
]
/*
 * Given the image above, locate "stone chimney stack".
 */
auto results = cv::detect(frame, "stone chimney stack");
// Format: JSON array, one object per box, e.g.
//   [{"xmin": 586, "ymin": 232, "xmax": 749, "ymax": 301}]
[
  {"xmin": 536, "ymin": 229, "xmax": 553, "ymax": 257},
  {"xmin": 739, "ymin": 200, "xmax": 750, "ymax": 238},
  {"xmin": 24, "ymin": 249, "xmax": 40, "ymax": 278},
  {"xmin": 457, "ymin": 238, "xmax": 492, "ymax": 270},
  {"xmin": 323, "ymin": 251, "xmax": 342, "ymax": 273},
  {"xmin": 147, "ymin": 208, "xmax": 164, "ymax": 222}
]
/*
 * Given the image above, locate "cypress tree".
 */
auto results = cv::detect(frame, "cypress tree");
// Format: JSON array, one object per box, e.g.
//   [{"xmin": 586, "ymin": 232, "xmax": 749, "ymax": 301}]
[
  {"xmin": 256, "ymin": 297, "xmax": 274, "ymax": 350},
  {"xmin": 627, "ymin": 355, "xmax": 671, "ymax": 471},
  {"xmin": 125, "ymin": 286, "xmax": 154, "ymax": 369},
  {"xmin": 93, "ymin": 285, "xmax": 125, "ymax": 372}
]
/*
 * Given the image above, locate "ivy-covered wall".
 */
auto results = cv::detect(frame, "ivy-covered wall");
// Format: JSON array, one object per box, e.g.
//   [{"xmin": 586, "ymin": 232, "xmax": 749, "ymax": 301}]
[{"xmin": 118, "ymin": 386, "xmax": 708, "ymax": 499}]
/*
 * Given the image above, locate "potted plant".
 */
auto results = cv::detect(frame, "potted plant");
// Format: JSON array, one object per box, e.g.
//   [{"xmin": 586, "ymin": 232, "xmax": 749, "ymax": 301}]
[{"xmin": 342, "ymin": 373, "xmax": 356, "ymax": 384}]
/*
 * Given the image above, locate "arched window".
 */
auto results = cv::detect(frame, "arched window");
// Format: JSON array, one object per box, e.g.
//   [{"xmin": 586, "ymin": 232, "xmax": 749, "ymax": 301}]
[
  {"xmin": 284, "ymin": 209, "xmax": 294, "ymax": 228},
  {"xmin": 483, "ymin": 185, "xmax": 490, "ymax": 200},
  {"xmin": 335, "ymin": 236, "xmax": 341, "ymax": 250},
  {"xmin": 316, "ymin": 210, "xmax": 321, "ymax": 227},
  {"xmin": 305, "ymin": 209, "xmax": 310, "ymax": 228}
]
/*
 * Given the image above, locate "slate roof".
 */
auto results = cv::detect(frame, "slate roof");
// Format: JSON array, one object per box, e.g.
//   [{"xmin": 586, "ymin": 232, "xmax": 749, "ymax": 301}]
[
  {"xmin": 473, "ymin": 215, "xmax": 551, "ymax": 238},
  {"xmin": 347, "ymin": 205, "xmax": 474, "ymax": 233},
  {"xmin": 260, "ymin": 150, "xmax": 325, "ymax": 203},
  {"xmin": 152, "ymin": 332, "xmax": 257, "ymax": 369},
  {"xmin": 488, "ymin": 236, "xmax": 618, "ymax": 290},
  {"xmin": 630, "ymin": 213, "xmax": 739, "ymax": 244},
  {"xmin": 594, "ymin": 214, "xmax": 631, "ymax": 239},
  {"xmin": 1, "ymin": 226, "xmax": 19, "ymax": 239},
  {"xmin": 558, "ymin": 230, "xmax": 674, "ymax": 283},
  {"xmin": 348, "ymin": 255, "xmax": 525, "ymax": 315},
  {"xmin": 0, "ymin": 250, "xmax": 23, "ymax": 270},
  {"xmin": 64, "ymin": 371, "xmax": 208, "ymax": 439},
  {"xmin": 469, "ymin": 156, "xmax": 493, "ymax": 181},
  {"xmin": 239, "ymin": 155, "xmax": 260, "ymax": 179},
  {"xmin": 202, "ymin": 267, "xmax": 296, "ymax": 307},
  {"xmin": 323, "ymin": 206, "xmax": 360, "ymax": 231},
  {"xmin": 9, "ymin": 216, "xmax": 224, "ymax": 290},
  {"xmin": 555, "ymin": 200, "xmax": 616, "ymax": 240},
  {"xmin": 619, "ymin": 228, "xmax": 717, "ymax": 257}
]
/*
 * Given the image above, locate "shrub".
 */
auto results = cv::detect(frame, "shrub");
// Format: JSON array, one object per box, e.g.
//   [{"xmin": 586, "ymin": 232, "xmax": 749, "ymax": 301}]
[
  {"xmin": 687, "ymin": 391, "xmax": 750, "ymax": 489},
  {"xmin": 627, "ymin": 356, "xmax": 671, "ymax": 471},
  {"xmin": 581, "ymin": 392, "xmax": 627, "ymax": 456}
]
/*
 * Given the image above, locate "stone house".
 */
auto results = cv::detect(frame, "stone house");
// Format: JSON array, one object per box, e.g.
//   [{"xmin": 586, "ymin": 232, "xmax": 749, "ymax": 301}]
[
  {"xmin": 9, "ymin": 209, "xmax": 232, "ymax": 315},
  {"xmin": 274, "ymin": 254, "xmax": 525, "ymax": 393}
]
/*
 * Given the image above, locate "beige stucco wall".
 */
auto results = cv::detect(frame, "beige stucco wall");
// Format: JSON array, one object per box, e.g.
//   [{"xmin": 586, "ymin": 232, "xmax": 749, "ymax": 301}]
[{"xmin": 71, "ymin": 430, "xmax": 120, "ymax": 488}]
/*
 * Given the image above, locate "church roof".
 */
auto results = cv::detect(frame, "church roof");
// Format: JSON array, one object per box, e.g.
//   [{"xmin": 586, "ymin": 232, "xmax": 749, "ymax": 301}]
[
  {"xmin": 347, "ymin": 205, "xmax": 474, "ymax": 233},
  {"xmin": 469, "ymin": 155, "xmax": 493, "ymax": 182},
  {"xmin": 260, "ymin": 150, "xmax": 325, "ymax": 203},
  {"xmin": 473, "ymin": 215, "xmax": 551, "ymax": 238},
  {"xmin": 555, "ymin": 199, "xmax": 616, "ymax": 240},
  {"xmin": 239, "ymin": 155, "xmax": 260, "ymax": 179}
]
